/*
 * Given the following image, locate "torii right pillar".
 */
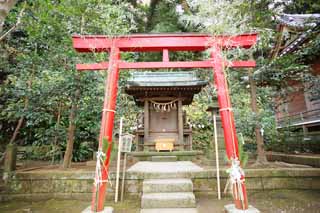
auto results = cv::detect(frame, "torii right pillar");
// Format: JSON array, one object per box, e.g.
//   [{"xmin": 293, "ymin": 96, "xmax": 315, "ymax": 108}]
[{"xmin": 211, "ymin": 44, "xmax": 260, "ymax": 213}]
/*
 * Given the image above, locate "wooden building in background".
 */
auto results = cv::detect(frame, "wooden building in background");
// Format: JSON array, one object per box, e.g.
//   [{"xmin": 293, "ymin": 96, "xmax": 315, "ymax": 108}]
[{"xmin": 272, "ymin": 14, "xmax": 320, "ymax": 135}]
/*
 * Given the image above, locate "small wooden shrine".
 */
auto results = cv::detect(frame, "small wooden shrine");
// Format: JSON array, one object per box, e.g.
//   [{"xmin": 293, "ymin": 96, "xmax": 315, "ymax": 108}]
[{"xmin": 125, "ymin": 72, "xmax": 207, "ymax": 152}]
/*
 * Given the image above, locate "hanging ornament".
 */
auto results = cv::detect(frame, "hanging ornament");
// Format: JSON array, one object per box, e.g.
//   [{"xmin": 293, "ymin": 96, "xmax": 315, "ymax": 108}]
[
  {"xmin": 173, "ymin": 103, "xmax": 177, "ymax": 110},
  {"xmin": 150, "ymin": 99, "xmax": 179, "ymax": 112}
]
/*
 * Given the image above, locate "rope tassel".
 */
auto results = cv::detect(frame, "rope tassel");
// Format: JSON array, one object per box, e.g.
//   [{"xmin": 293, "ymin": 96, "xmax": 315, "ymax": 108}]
[
  {"xmin": 94, "ymin": 149, "xmax": 112, "ymax": 187},
  {"xmin": 226, "ymin": 158, "xmax": 245, "ymax": 203}
]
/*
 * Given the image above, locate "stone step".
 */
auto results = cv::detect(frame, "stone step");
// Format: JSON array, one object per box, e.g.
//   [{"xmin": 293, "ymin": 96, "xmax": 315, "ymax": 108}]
[
  {"xmin": 151, "ymin": 156, "xmax": 177, "ymax": 162},
  {"xmin": 127, "ymin": 161, "xmax": 204, "ymax": 179},
  {"xmin": 141, "ymin": 208, "xmax": 198, "ymax": 213},
  {"xmin": 141, "ymin": 192, "xmax": 196, "ymax": 209},
  {"xmin": 143, "ymin": 179, "xmax": 193, "ymax": 193}
]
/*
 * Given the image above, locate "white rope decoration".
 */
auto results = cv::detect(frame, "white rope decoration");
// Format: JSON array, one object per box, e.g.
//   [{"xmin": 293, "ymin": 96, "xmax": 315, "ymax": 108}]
[
  {"xmin": 219, "ymin": 107, "xmax": 233, "ymax": 112},
  {"xmin": 149, "ymin": 99, "xmax": 178, "ymax": 112},
  {"xmin": 94, "ymin": 149, "xmax": 112, "ymax": 187},
  {"xmin": 102, "ymin": 108, "xmax": 116, "ymax": 113},
  {"xmin": 226, "ymin": 157, "xmax": 245, "ymax": 202}
]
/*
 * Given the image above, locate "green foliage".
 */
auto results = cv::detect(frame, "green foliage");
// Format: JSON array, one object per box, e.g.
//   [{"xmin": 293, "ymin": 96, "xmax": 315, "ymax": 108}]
[
  {"xmin": 71, "ymin": 141, "xmax": 94, "ymax": 162},
  {"xmin": 181, "ymin": 0, "xmax": 252, "ymax": 35},
  {"xmin": 283, "ymin": 0, "xmax": 320, "ymax": 14},
  {"xmin": 149, "ymin": 1, "xmax": 183, "ymax": 33},
  {"xmin": 0, "ymin": 0, "xmax": 137, "ymax": 161},
  {"xmin": 266, "ymin": 130, "xmax": 320, "ymax": 154},
  {"xmin": 238, "ymin": 134, "xmax": 249, "ymax": 167},
  {"xmin": 25, "ymin": 144, "xmax": 62, "ymax": 161},
  {"xmin": 1, "ymin": 0, "xmax": 319, "ymax": 163}
]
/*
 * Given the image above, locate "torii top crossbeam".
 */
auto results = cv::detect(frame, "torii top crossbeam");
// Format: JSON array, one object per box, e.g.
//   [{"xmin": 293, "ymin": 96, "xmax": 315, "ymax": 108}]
[
  {"xmin": 73, "ymin": 33, "xmax": 257, "ymax": 52},
  {"xmin": 73, "ymin": 33, "xmax": 257, "ymax": 70},
  {"xmin": 72, "ymin": 33, "xmax": 257, "ymax": 212}
]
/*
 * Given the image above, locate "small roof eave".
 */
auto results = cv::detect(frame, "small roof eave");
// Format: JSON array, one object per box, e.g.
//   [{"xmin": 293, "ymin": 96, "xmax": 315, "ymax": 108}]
[
  {"xmin": 125, "ymin": 71, "xmax": 208, "ymax": 93},
  {"xmin": 276, "ymin": 14, "xmax": 320, "ymax": 30},
  {"xmin": 126, "ymin": 80, "xmax": 207, "ymax": 88}
]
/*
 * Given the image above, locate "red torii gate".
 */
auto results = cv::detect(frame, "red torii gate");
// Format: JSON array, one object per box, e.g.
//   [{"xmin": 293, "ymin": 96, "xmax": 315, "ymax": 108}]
[{"xmin": 72, "ymin": 33, "xmax": 257, "ymax": 212}]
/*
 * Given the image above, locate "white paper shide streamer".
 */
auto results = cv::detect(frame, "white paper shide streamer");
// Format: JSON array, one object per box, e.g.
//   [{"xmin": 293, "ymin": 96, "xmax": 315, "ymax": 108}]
[
  {"xmin": 150, "ymin": 99, "xmax": 178, "ymax": 112},
  {"xmin": 94, "ymin": 149, "xmax": 112, "ymax": 187},
  {"xmin": 226, "ymin": 157, "xmax": 245, "ymax": 202}
]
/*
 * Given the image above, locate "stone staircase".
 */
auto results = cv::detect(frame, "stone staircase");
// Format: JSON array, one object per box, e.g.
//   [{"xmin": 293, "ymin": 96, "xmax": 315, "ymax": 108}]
[{"xmin": 140, "ymin": 156, "xmax": 198, "ymax": 213}]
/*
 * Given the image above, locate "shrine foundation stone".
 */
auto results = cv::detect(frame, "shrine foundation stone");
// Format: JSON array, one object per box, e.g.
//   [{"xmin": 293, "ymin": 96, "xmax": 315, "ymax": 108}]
[{"xmin": 224, "ymin": 204, "xmax": 260, "ymax": 213}]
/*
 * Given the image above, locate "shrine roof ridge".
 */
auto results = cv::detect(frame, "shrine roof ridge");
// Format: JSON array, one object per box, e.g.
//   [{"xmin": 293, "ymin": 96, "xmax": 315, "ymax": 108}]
[
  {"xmin": 277, "ymin": 14, "xmax": 320, "ymax": 30},
  {"xmin": 125, "ymin": 71, "xmax": 208, "ymax": 88}
]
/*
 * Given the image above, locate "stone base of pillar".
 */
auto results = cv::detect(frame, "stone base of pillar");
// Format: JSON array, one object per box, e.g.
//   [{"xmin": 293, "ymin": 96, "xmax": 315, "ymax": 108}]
[
  {"xmin": 4, "ymin": 143, "xmax": 17, "ymax": 172},
  {"xmin": 224, "ymin": 204, "xmax": 260, "ymax": 213},
  {"xmin": 82, "ymin": 206, "xmax": 113, "ymax": 213}
]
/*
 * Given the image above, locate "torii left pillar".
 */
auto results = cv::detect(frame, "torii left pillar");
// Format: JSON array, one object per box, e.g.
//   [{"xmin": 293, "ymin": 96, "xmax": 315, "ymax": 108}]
[
  {"xmin": 92, "ymin": 44, "xmax": 120, "ymax": 212},
  {"xmin": 82, "ymin": 44, "xmax": 120, "ymax": 213}
]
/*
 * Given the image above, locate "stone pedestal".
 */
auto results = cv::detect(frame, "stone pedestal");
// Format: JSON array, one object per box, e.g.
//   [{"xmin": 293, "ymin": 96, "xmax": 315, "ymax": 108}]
[
  {"xmin": 224, "ymin": 204, "xmax": 260, "ymax": 213},
  {"xmin": 4, "ymin": 143, "xmax": 17, "ymax": 172},
  {"xmin": 82, "ymin": 206, "xmax": 113, "ymax": 213},
  {"xmin": 86, "ymin": 160, "xmax": 96, "ymax": 166}
]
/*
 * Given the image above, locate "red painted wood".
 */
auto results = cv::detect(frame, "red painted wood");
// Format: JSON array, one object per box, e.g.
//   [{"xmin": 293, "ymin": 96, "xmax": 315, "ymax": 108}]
[
  {"xmin": 163, "ymin": 49, "xmax": 169, "ymax": 62},
  {"xmin": 91, "ymin": 45, "xmax": 120, "ymax": 212},
  {"xmin": 211, "ymin": 45, "xmax": 248, "ymax": 209},
  {"xmin": 76, "ymin": 60, "xmax": 256, "ymax": 70},
  {"xmin": 228, "ymin": 60, "xmax": 256, "ymax": 68},
  {"xmin": 72, "ymin": 33, "xmax": 257, "ymax": 52},
  {"xmin": 76, "ymin": 62, "xmax": 109, "ymax": 70},
  {"xmin": 211, "ymin": 46, "xmax": 239, "ymax": 159}
]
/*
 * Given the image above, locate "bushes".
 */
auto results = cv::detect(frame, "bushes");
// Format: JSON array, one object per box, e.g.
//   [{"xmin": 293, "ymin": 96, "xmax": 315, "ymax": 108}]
[
  {"xmin": 24, "ymin": 141, "xmax": 95, "ymax": 162},
  {"xmin": 25, "ymin": 144, "xmax": 59, "ymax": 161},
  {"xmin": 266, "ymin": 131, "xmax": 320, "ymax": 154}
]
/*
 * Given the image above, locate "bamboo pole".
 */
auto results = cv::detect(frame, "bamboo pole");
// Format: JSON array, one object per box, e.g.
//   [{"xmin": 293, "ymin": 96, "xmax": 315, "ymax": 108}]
[
  {"xmin": 120, "ymin": 152, "xmax": 127, "ymax": 202},
  {"xmin": 213, "ymin": 112, "xmax": 221, "ymax": 200},
  {"xmin": 115, "ymin": 117, "xmax": 123, "ymax": 203}
]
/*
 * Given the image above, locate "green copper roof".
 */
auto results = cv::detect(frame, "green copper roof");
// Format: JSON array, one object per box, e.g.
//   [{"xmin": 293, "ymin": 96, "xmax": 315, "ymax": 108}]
[
  {"xmin": 125, "ymin": 72, "xmax": 208, "ymax": 106},
  {"xmin": 126, "ymin": 72, "xmax": 207, "ymax": 87}
]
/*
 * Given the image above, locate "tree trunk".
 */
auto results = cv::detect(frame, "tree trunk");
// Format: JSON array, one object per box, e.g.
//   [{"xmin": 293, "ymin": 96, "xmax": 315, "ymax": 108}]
[
  {"xmin": 62, "ymin": 75, "xmax": 81, "ymax": 169},
  {"xmin": 0, "ymin": 2, "xmax": 25, "ymax": 41},
  {"xmin": 0, "ymin": 0, "xmax": 17, "ymax": 33},
  {"xmin": 9, "ymin": 69, "xmax": 34, "ymax": 144},
  {"xmin": 146, "ymin": 0, "xmax": 160, "ymax": 31},
  {"xmin": 248, "ymin": 68, "xmax": 268, "ymax": 164},
  {"xmin": 53, "ymin": 102, "xmax": 62, "ymax": 145},
  {"xmin": 52, "ymin": 101, "xmax": 62, "ymax": 164},
  {"xmin": 9, "ymin": 109, "xmax": 25, "ymax": 144},
  {"xmin": 181, "ymin": 0, "xmax": 191, "ymax": 13},
  {"xmin": 62, "ymin": 15, "xmax": 84, "ymax": 169}
]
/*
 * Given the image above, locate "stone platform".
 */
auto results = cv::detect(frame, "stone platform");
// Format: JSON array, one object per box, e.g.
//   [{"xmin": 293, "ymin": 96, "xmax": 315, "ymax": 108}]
[
  {"xmin": 128, "ymin": 151, "xmax": 202, "ymax": 161},
  {"xmin": 82, "ymin": 206, "xmax": 113, "ymax": 213},
  {"xmin": 224, "ymin": 204, "xmax": 260, "ymax": 213},
  {"xmin": 127, "ymin": 161, "xmax": 203, "ymax": 179},
  {"xmin": 267, "ymin": 152, "xmax": 320, "ymax": 168},
  {"xmin": 2, "ymin": 164, "xmax": 320, "ymax": 202}
]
